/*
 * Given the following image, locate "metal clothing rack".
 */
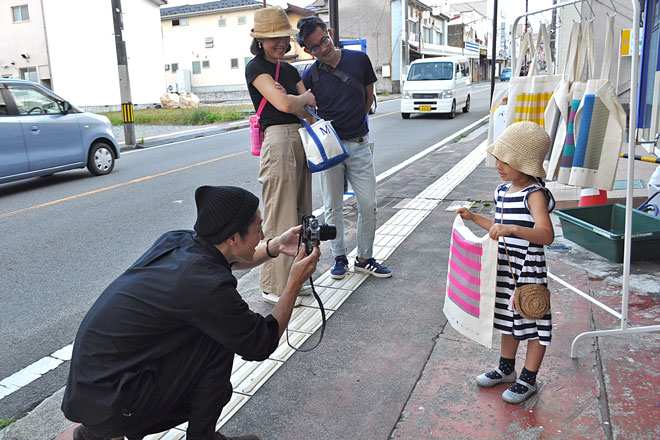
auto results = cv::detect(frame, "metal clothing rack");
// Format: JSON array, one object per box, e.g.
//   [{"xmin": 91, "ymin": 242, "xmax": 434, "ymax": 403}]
[{"xmin": 506, "ymin": 0, "xmax": 660, "ymax": 358}]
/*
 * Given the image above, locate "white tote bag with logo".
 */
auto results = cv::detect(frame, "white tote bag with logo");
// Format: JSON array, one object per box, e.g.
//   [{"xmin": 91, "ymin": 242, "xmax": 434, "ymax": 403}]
[{"xmin": 298, "ymin": 108, "xmax": 350, "ymax": 173}]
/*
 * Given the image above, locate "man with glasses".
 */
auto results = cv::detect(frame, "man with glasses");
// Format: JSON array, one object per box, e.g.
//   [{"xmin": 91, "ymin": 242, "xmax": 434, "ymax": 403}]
[{"xmin": 296, "ymin": 17, "xmax": 392, "ymax": 280}]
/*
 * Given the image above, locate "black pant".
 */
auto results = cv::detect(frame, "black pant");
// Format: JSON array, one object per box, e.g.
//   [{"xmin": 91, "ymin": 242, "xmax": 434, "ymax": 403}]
[{"xmin": 88, "ymin": 334, "xmax": 233, "ymax": 440}]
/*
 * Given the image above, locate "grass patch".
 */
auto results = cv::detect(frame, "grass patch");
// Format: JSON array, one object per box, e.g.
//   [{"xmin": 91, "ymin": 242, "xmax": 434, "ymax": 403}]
[
  {"xmin": 1, "ymin": 418, "xmax": 14, "ymax": 428},
  {"xmin": 98, "ymin": 106, "xmax": 252, "ymax": 126}
]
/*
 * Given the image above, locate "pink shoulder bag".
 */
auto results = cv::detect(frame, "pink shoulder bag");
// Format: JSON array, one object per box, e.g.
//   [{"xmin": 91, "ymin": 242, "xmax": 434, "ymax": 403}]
[{"xmin": 250, "ymin": 60, "xmax": 280, "ymax": 156}]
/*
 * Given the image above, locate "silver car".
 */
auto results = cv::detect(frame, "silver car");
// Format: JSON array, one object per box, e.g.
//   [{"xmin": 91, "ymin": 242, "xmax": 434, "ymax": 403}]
[{"xmin": 0, "ymin": 78, "xmax": 120, "ymax": 184}]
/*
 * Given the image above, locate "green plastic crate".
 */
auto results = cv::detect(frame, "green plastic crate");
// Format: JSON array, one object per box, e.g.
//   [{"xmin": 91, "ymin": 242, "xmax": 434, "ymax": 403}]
[{"xmin": 555, "ymin": 203, "xmax": 660, "ymax": 263}]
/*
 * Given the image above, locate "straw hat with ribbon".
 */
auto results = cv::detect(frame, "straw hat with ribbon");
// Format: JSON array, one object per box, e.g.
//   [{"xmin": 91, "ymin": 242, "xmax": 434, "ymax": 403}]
[
  {"xmin": 250, "ymin": 6, "xmax": 299, "ymax": 39},
  {"xmin": 487, "ymin": 121, "xmax": 550, "ymax": 178}
]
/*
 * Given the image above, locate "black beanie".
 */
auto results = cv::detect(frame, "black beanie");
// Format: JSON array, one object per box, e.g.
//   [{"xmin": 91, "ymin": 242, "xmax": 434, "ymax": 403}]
[{"xmin": 193, "ymin": 186, "xmax": 259, "ymax": 244}]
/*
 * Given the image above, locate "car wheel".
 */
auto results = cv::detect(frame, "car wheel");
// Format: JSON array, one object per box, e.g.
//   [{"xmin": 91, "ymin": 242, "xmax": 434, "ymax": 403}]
[
  {"xmin": 448, "ymin": 100, "xmax": 456, "ymax": 119},
  {"xmin": 462, "ymin": 95, "xmax": 470, "ymax": 113},
  {"xmin": 401, "ymin": 112, "xmax": 410, "ymax": 119},
  {"xmin": 87, "ymin": 141, "xmax": 115, "ymax": 176},
  {"xmin": 369, "ymin": 96, "xmax": 377, "ymax": 115}
]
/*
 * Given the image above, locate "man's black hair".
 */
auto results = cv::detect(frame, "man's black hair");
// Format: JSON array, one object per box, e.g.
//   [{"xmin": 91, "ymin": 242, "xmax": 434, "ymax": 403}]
[
  {"xmin": 296, "ymin": 16, "xmax": 327, "ymax": 47},
  {"xmin": 250, "ymin": 38, "xmax": 293, "ymax": 56}
]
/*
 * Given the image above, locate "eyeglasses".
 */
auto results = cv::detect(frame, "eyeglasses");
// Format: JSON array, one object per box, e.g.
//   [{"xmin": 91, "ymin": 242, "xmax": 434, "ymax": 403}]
[{"xmin": 308, "ymin": 36, "xmax": 331, "ymax": 55}]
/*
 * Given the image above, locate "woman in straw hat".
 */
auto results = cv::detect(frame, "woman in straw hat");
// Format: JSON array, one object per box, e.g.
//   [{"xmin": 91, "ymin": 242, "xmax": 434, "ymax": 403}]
[
  {"xmin": 456, "ymin": 121, "xmax": 556, "ymax": 404},
  {"xmin": 245, "ymin": 6, "xmax": 315, "ymax": 306}
]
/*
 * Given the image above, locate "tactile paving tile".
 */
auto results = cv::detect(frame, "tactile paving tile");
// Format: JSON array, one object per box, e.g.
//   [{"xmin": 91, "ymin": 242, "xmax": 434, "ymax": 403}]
[
  {"xmin": 143, "ymin": 428, "xmax": 185, "ymax": 440},
  {"xmin": 287, "ymin": 305, "xmax": 335, "ymax": 334},
  {"xmin": 373, "ymin": 234, "xmax": 406, "ymax": 249},
  {"xmin": 399, "ymin": 197, "xmax": 441, "ymax": 211},
  {"xmin": 269, "ymin": 330, "xmax": 311, "ymax": 362},
  {"xmin": 313, "ymin": 270, "xmax": 369, "ymax": 291},
  {"xmin": 231, "ymin": 359, "xmax": 283, "ymax": 395},
  {"xmin": 299, "ymin": 286, "xmax": 352, "ymax": 310}
]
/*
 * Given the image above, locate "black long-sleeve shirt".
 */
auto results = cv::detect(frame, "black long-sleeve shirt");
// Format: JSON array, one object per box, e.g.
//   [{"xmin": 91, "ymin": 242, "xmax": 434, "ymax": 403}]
[{"xmin": 62, "ymin": 230, "xmax": 279, "ymax": 425}]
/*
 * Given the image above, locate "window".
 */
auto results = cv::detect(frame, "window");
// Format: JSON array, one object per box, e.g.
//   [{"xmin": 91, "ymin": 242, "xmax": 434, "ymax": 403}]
[
  {"xmin": 244, "ymin": 56, "xmax": 253, "ymax": 67},
  {"xmin": 0, "ymin": 91, "xmax": 8, "ymax": 116},
  {"xmin": 230, "ymin": 58, "xmax": 239, "ymax": 69},
  {"xmin": 12, "ymin": 4, "xmax": 29, "ymax": 22},
  {"xmin": 171, "ymin": 63, "xmax": 178, "ymax": 73},
  {"xmin": 8, "ymin": 86, "xmax": 64, "ymax": 115},
  {"xmin": 238, "ymin": 16, "xmax": 246, "ymax": 25},
  {"xmin": 192, "ymin": 61, "xmax": 201, "ymax": 74},
  {"xmin": 205, "ymin": 37, "xmax": 214, "ymax": 48},
  {"xmin": 172, "ymin": 18, "xmax": 188, "ymax": 26},
  {"xmin": 20, "ymin": 67, "xmax": 37, "ymax": 82},
  {"xmin": 218, "ymin": 17, "xmax": 226, "ymax": 27},
  {"xmin": 202, "ymin": 60, "xmax": 210, "ymax": 68}
]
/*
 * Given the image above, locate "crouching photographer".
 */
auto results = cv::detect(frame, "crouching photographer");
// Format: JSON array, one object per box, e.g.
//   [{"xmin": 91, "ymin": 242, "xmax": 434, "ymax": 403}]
[{"xmin": 62, "ymin": 186, "xmax": 319, "ymax": 440}]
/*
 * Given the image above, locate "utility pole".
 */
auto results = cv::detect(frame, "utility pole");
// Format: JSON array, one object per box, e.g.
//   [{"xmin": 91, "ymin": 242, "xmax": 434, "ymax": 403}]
[
  {"xmin": 329, "ymin": 0, "xmax": 339, "ymax": 46},
  {"xmin": 111, "ymin": 0, "xmax": 136, "ymax": 148},
  {"xmin": 490, "ymin": 0, "xmax": 498, "ymax": 104}
]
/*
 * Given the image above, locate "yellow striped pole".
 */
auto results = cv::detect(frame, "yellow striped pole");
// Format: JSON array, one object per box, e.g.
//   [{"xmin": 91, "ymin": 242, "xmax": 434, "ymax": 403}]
[{"xmin": 620, "ymin": 153, "xmax": 660, "ymax": 164}]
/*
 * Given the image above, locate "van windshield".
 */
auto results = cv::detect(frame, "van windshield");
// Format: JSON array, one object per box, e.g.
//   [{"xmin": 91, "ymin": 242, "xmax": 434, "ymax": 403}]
[{"xmin": 407, "ymin": 62, "xmax": 453, "ymax": 81}]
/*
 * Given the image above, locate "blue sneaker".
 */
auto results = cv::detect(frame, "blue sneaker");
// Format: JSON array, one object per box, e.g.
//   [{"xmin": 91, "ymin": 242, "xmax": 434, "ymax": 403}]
[
  {"xmin": 354, "ymin": 257, "xmax": 392, "ymax": 278},
  {"xmin": 331, "ymin": 255, "xmax": 349, "ymax": 279}
]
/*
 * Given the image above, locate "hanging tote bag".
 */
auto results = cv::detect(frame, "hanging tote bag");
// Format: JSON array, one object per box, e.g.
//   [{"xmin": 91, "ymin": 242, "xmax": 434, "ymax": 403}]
[
  {"xmin": 569, "ymin": 15, "xmax": 627, "ymax": 190},
  {"xmin": 486, "ymin": 33, "xmax": 534, "ymax": 167},
  {"xmin": 550, "ymin": 21, "xmax": 595, "ymax": 183},
  {"xmin": 543, "ymin": 21, "xmax": 582, "ymax": 179},
  {"xmin": 505, "ymin": 25, "xmax": 561, "ymax": 130},
  {"xmin": 443, "ymin": 215, "xmax": 499, "ymax": 348},
  {"xmin": 298, "ymin": 107, "xmax": 350, "ymax": 173},
  {"xmin": 250, "ymin": 60, "xmax": 280, "ymax": 156}
]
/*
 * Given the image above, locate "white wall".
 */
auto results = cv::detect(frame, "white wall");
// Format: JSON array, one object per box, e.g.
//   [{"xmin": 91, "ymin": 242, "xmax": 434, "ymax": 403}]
[
  {"xmin": 161, "ymin": 8, "xmax": 258, "ymax": 89},
  {"xmin": 41, "ymin": 0, "xmax": 165, "ymax": 108},
  {"xmin": 0, "ymin": 0, "xmax": 50, "ymax": 82}
]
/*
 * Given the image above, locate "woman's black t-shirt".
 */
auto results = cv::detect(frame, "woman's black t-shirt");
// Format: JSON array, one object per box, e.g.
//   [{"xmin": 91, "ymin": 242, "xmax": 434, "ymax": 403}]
[{"xmin": 245, "ymin": 56, "xmax": 302, "ymax": 130}]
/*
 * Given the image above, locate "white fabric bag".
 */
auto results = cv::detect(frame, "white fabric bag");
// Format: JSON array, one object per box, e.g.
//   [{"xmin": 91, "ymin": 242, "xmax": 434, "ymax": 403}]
[
  {"xmin": 298, "ymin": 108, "xmax": 350, "ymax": 173},
  {"xmin": 569, "ymin": 15, "xmax": 626, "ymax": 190},
  {"xmin": 443, "ymin": 216, "xmax": 499, "ymax": 348},
  {"xmin": 505, "ymin": 25, "xmax": 561, "ymax": 129}
]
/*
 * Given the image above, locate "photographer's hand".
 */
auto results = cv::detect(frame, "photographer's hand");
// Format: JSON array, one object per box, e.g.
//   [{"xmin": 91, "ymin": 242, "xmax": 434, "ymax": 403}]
[{"xmin": 276, "ymin": 225, "xmax": 303, "ymax": 257}]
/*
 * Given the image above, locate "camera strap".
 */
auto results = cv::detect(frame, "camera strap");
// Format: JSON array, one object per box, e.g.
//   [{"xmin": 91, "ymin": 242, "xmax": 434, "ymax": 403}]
[
  {"xmin": 286, "ymin": 235, "xmax": 326, "ymax": 352},
  {"xmin": 286, "ymin": 276, "xmax": 326, "ymax": 352}
]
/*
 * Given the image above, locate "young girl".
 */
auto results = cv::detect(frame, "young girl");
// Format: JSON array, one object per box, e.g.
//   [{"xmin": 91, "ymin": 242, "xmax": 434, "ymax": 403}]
[{"xmin": 456, "ymin": 121, "xmax": 555, "ymax": 404}]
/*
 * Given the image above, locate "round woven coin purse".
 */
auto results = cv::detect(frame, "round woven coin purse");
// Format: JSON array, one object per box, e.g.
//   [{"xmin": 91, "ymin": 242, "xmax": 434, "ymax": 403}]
[{"xmin": 513, "ymin": 283, "xmax": 551, "ymax": 320}]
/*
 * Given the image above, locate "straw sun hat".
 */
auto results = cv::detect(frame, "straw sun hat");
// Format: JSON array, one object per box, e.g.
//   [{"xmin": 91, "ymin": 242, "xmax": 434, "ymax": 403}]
[
  {"xmin": 250, "ymin": 6, "xmax": 299, "ymax": 39},
  {"xmin": 486, "ymin": 121, "xmax": 550, "ymax": 178}
]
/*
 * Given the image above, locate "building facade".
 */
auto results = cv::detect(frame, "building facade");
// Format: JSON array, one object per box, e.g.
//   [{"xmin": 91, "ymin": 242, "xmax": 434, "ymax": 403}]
[{"xmin": 0, "ymin": 0, "xmax": 167, "ymax": 110}]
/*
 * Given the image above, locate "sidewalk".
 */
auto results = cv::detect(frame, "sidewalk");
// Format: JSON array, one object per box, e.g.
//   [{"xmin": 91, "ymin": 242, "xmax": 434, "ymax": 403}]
[{"xmin": 2, "ymin": 126, "xmax": 659, "ymax": 440}]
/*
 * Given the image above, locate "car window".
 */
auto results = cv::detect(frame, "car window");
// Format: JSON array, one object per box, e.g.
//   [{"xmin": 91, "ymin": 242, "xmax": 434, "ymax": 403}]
[
  {"xmin": 7, "ymin": 86, "xmax": 64, "ymax": 115},
  {"xmin": 0, "ymin": 91, "xmax": 8, "ymax": 116}
]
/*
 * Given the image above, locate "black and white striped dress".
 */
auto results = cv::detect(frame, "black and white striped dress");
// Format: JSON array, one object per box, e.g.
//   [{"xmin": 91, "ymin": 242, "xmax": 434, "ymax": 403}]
[{"xmin": 493, "ymin": 182, "xmax": 555, "ymax": 346}]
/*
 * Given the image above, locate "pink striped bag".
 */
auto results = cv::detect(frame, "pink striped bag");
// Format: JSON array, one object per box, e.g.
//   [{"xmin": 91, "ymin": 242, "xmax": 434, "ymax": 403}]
[{"xmin": 443, "ymin": 216, "xmax": 499, "ymax": 348}]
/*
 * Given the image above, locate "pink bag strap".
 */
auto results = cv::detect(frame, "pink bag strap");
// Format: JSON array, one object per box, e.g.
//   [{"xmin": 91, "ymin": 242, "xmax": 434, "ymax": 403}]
[{"xmin": 256, "ymin": 60, "xmax": 280, "ymax": 117}]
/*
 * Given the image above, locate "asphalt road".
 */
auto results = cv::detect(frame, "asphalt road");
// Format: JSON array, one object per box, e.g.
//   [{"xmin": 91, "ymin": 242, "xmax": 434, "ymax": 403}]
[{"xmin": 0, "ymin": 86, "xmax": 490, "ymax": 423}]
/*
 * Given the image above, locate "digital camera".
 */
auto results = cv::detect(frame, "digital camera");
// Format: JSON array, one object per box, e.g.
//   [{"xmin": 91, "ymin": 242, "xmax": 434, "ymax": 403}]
[{"xmin": 301, "ymin": 215, "xmax": 336, "ymax": 255}]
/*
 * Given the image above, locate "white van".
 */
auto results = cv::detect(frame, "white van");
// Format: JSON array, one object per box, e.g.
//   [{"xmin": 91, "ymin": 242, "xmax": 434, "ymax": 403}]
[{"xmin": 400, "ymin": 56, "xmax": 471, "ymax": 119}]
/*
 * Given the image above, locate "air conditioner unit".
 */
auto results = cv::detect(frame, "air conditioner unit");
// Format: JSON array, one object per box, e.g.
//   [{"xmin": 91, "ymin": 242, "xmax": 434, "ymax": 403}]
[
  {"xmin": 165, "ymin": 64, "xmax": 170, "ymax": 71},
  {"xmin": 167, "ymin": 84, "xmax": 177, "ymax": 92}
]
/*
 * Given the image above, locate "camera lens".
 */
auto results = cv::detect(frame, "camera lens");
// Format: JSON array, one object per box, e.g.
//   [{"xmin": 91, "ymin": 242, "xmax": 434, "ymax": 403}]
[{"xmin": 318, "ymin": 224, "xmax": 337, "ymax": 241}]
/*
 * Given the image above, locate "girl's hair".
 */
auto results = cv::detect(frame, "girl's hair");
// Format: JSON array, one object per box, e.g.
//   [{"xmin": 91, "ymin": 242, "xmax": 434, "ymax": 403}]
[
  {"xmin": 535, "ymin": 177, "xmax": 546, "ymax": 187},
  {"xmin": 250, "ymin": 38, "xmax": 292, "ymax": 56}
]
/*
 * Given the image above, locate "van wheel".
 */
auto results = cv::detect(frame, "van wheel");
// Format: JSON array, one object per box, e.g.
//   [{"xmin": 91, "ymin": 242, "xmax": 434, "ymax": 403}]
[
  {"xmin": 448, "ymin": 100, "xmax": 456, "ymax": 119},
  {"xmin": 462, "ymin": 95, "xmax": 470, "ymax": 113},
  {"xmin": 87, "ymin": 141, "xmax": 115, "ymax": 176},
  {"xmin": 401, "ymin": 112, "xmax": 410, "ymax": 119}
]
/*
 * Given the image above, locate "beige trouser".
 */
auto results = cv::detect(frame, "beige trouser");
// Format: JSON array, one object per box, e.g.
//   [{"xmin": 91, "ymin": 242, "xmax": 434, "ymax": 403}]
[{"xmin": 258, "ymin": 123, "xmax": 312, "ymax": 295}]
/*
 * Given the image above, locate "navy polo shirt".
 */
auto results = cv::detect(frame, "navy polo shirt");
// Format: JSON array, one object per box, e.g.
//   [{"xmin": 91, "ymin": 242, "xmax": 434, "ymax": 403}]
[{"xmin": 302, "ymin": 49, "xmax": 377, "ymax": 140}]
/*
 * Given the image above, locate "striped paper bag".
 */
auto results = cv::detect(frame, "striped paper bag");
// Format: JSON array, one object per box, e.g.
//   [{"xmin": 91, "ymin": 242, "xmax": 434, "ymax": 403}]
[{"xmin": 443, "ymin": 216, "xmax": 499, "ymax": 348}]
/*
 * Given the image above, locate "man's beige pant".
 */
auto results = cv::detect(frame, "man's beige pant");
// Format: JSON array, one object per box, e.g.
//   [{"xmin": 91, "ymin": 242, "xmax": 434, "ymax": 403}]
[{"xmin": 259, "ymin": 123, "xmax": 312, "ymax": 295}]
